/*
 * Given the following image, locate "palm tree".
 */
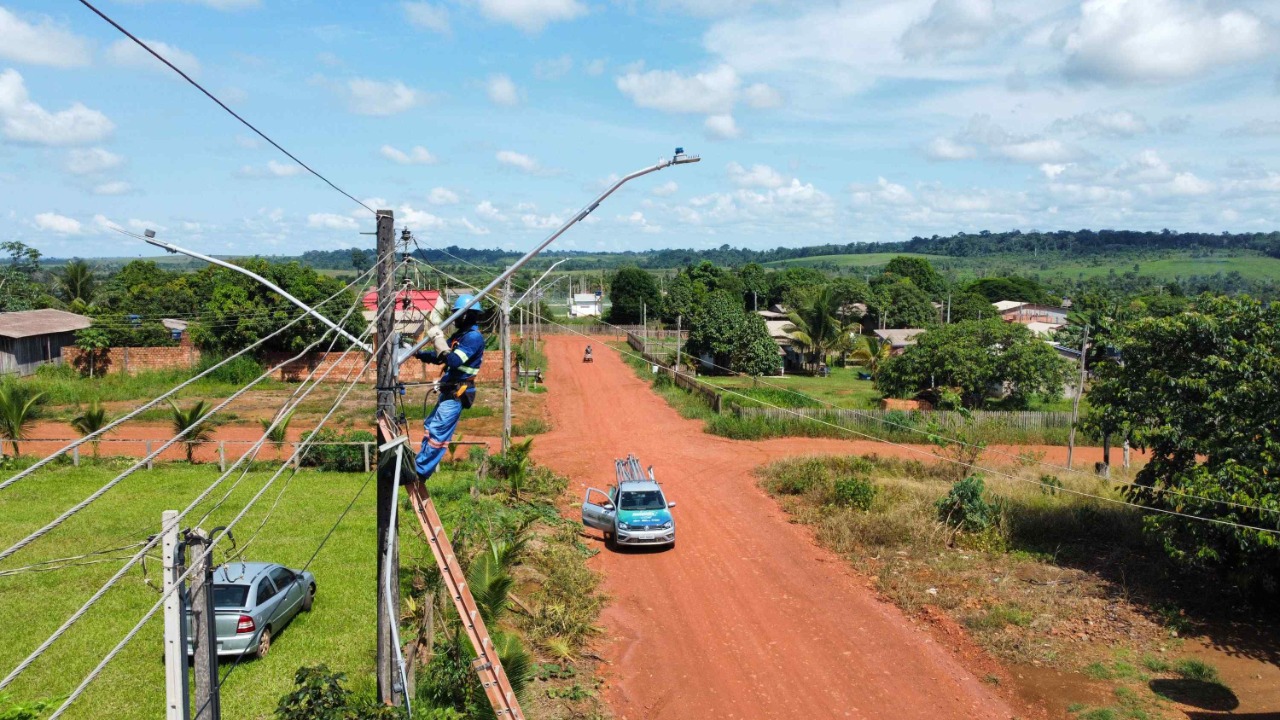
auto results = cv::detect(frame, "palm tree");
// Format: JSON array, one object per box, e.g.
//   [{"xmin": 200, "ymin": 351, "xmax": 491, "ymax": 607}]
[
  {"xmin": 57, "ymin": 259, "xmax": 97, "ymax": 306},
  {"xmin": 783, "ymin": 287, "xmax": 847, "ymax": 374},
  {"xmin": 259, "ymin": 409, "xmax": 294, "ymax": 450},
  {"xmin": 71, "ymin": 401, "xmax": 110, "ymax": 458},
  {"xmin": 170, "ymin": 400, "xmax": 216, "ymax": 463},
  {"xmin": 0, "ymin": 382, "xmax": 44, "ymax": 457},
  {"xmin": 850, "ymin": 335, "xmax": 891, "ymax": 378}
]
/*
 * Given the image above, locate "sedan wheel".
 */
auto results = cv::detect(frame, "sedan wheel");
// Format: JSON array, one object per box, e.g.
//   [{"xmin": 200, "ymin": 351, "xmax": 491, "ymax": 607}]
[
  {"xmin": 255, "ymin": 627, "xmax": 272, "ymax": 658},
  {"xmin": 302, "ymin": 584, "xmax": 316, "ymax": 612}
]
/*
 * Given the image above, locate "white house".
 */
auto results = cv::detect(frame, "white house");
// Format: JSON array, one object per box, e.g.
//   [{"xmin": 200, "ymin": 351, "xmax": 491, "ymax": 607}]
[{"xmin": 568, "ymin": 292, "xmax": 603, "ymax": 318}]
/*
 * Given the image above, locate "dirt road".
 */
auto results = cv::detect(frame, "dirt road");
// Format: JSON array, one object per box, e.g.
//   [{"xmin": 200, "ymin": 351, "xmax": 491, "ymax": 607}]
[{"xmin": 532, "ymin": 336, "xmax": 1034, "ymax": 719}]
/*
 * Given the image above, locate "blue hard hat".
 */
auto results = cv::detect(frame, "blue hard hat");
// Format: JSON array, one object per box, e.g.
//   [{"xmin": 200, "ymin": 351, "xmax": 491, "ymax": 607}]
[{"xmin": 453, "ymin": 294, "xmax": 481, "ymax": 312}]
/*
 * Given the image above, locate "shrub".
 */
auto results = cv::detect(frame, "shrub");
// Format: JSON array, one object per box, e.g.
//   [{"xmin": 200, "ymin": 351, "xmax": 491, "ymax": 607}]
[
  {"xmin": 936, "ymin": 475, "xmax": 999, "ymax": 532},
  {"xmin": 832, "ymin": 476, "xmax": 877, "ymax": 510},
  {"xmin": 198, "ymin": 354, "xmax": 265, "ymax": 386},
  {"xmin": 299, "ymin": 428, "xmax": 376, "ymax": 472},
  {"xmin": 1174, "ymin": 658, "xmax": 1221, "ymax": 684}
]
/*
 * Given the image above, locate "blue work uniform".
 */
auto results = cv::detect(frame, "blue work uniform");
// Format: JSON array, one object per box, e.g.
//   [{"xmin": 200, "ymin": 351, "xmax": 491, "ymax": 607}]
[{"xmin": 414, "ymin": 323, "xmax": 485, "ymax": 479}]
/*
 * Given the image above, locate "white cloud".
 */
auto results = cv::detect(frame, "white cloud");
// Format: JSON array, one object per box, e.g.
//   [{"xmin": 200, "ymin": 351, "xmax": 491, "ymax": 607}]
[
  {"xmin": 496, "ymin": 150, "xmax": 539, "ymax": 172},
  {"xmin": 1162, "ymin": 172, "xmax": 1214, "ymax": 197},
  {"xmin": 1224, "ymin": 119, "xmax": 1280, "ymax": 137},
  {"xmin": 925, "ymin": 136, "xmax": 977, "ymax": 161},
  {"xmin": 308, "ymin": 212, "xmax": 359, "ymax": 231},
  {"xmin": 995, "ymin": 138, "xmax": 1074, "ymax": 163},
  {"xmin": 66, "ymin": 147, "xmax": 124, "ymax": 175},
  {"xmin": 457, "ymin": 218, "xmax": 490, "ymax": 235},
  {"xmin": 476, "ymin": 200, "xmax": 506, "ymax": 221},
  {"xmin": 521, "ymin": 211, "xmax": 564, "ymax": 229},
  {"xmin": 742, "ymin": 82, "xmax": 783, "ymax": 109},
  {"xmin": 466, "ymin": 0, "xmax": 587, "ymax": 32},
  {"xmin": 0, "ymin": 69, "xmax": 114, "ymax": 146},
  {"xmin": 535, "ymin": 55, "xmax": 574, "ymax": 79},
  {"xmin": 727, "ymin": 162, "xmax": 785, "ymax": 188},
  {"xmin": 92, "ymin": 180, "xmax": 133, "ymax": 196},
  {"xmin": 234, "ymin": 135, "xmax": 261, "ymax": 149},
  {"xmin": 106, "ymin": 38, "xmax": 202, "ymax": 77},
  {"xmin": 704, "ymin": 113, "xmax": 740, "ymax": 139},
  {"xmin": 34, "ymin": 212, "xmax": 82, "ymax": 235},
  {"xmin": 851, "ymin": 177, "xmax": 915, "ymax": 206},
  {"xmin": 92, "ymin": 214, "xmax": 123, "ymax": 232},
  {"xmin": 583, "ymin": 58, "xmax": 606, "ymax": 76},
  {"xmin": 1052, "ymin": 109, "xmax": 1150, "ymax": 137},
  {"xmin": 899, "ymin": 0, "xmax": 998, "ymax": 58},
  {"xmin": 428, "ymin": 187, "xmax": 460, "ymax": 205},
  {"xmin": 380, "ymin": 144, "xmax": 438, "ymax": 165},
  {"xmin": 336, "ymin": 78, "xmax": 426, "ymax": 116},
  {"xmin": 486, "ymin": 74, "xmax": 521, "ymax": 106},
  {"xmin": 399, "ymin": 205, "xmax": 447, "ymax": 230},
  {"xmin": 651, "ymin": 180, "xmax": 679, "ymax": 197},
  {"xmin": 0, "ymin": 7, "xmax": 92, "ymax": 67},
  {"xmin": 617, "ymin": 64, "xmax": 739, "ymax": 115},
  {"xmin": 236, "ymin": 160, "xmax": 303, "ymax": 178},
  {"xmin": 1039, "ymin": 163, "xmax": 1069, "ymax": 179},
  {"xmin": 403, "ymin": 2, "xmax": 450, "ymax": 33},
  {"xmin": 1059, "ymin": 0, "xmax": 1272, "ymax": 84},
  {"xmin": 620, "ymin": 210, "xmax": 662, "ymax": 234}
]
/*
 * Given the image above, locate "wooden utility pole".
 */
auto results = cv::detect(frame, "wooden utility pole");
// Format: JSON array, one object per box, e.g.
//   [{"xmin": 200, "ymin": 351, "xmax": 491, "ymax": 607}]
[
  {"xmin": 187, "ymin": 528, "xmax": 219, "ymax": 720},
  {"xmin": 501, "ymin": 276, "xmax": 513, "ymax": 452},
  {"xmin": 1066, "ymin": 325, "xmax": 1089, "ymax": 470},
  {"xmin": 374, "ymin": 209, "xmax": 402, "ymax": 705}
]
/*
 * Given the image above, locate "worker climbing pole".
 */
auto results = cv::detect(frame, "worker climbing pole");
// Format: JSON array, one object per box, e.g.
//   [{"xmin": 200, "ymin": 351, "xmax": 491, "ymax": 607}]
[{"xmin": 413, "ymin": 294, "xmax": 486, "ymax": 481}]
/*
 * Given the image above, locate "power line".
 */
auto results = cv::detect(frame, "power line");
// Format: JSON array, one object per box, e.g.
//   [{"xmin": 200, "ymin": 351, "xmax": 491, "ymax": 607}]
[
  {"xmin": 0, "ymin": 264, "xmax": 378, "ymax": 496},
  {"xmin": 527, "ymin": 308, "xmax": 1280, "ymax": 538},
  {"xmin": 75, "ymin": 0, "xmax": 376, "ymax": 215}
]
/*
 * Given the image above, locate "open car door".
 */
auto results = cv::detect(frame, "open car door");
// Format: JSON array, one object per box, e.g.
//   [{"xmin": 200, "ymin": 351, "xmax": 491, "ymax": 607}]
[{"xmin": 581, "ymin": 487, "xmax": 615, "ymax": 532}]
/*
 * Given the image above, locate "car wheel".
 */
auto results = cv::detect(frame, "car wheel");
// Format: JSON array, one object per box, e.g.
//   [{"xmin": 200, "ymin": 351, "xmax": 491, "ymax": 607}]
[
  {"xmin": 302, "ymin": 584, "xmax": 316, "ymax": 612},
  {"xmin": 604, "ymin": 532, "xmax": 616, "ymax": 551},
  {"xmin": 255, "ymin": 627, "xmax": 272, "ymax": 659}
]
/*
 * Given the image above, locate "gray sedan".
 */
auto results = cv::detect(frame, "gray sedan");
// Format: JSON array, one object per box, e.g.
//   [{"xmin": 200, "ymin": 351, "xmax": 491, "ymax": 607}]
[{"xmin": 186, "ymin": 562, "xmax": 316, "ymax": 658}]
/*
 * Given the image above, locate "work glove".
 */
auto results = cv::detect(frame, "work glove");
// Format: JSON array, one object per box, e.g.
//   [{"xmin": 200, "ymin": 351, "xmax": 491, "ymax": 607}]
[
  {"xmin": 428, "ymin": 307, "xmax": 443, "ymax": 327},
  {"xmin": 426, "ymin": 325, "xmax": 449, "ymax": 354},
  {"xmin": 415, "ymin": 349, "xmax": 439, "ymax": 364}
]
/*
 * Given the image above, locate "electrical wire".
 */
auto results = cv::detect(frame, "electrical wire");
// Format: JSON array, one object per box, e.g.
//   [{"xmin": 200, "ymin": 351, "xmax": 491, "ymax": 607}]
[
  {"xmin": 75, "ymin": 0, "xmax": 376, "ymax": 215},
  {"xmin": 527, "ymin": 308, "xmax": 1280, "ymax": 538},
  {"xmin": 0, "ymin": 264, "xmax": 378, "ymax": 495}
]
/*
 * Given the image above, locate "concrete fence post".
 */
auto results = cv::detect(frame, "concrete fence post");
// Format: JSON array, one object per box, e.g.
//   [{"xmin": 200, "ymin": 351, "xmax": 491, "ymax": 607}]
[
  {"xmin": 363, "ymin": 442, "xmax": 371, "ymax": 473},
  {"xmin": 218, "ymin": 441, "xmax": 225, "ymax": 472},
  {"xmin": 146, "ymin": 440, "xmax": 154, "ymax": 470},
  {"xmin": 71, "ymin": 446, "xmax": 79, "ymax": 467}
]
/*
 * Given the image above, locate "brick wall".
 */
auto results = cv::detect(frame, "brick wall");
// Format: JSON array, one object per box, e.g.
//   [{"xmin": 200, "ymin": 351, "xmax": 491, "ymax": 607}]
[
  {"xmin": 62, "ymin": 345, "xmax": 202, "ymax": 376},
  {"xmin": 263, "ymin": 350, "xmax": 512, "ymax": 384}
]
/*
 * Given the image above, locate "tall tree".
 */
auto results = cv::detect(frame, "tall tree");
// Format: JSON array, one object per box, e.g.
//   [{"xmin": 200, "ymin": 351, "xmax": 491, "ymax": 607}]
[
  {"xmin": 685, "ymin": 290, "xmax": 744, "ymax": 370},
  {"xmin": 866, "ymin": 278, "xmax": 937, "ymax": 329},
  {"xmin": 57, "ymin": 259, "xmax": 97, "ymax": 306},
  {"xmin": 883, "ymin": 256, "xmax": 945, "ymax": 299},
  {"xmin": 606, "ymin": 266, "xmax": 661, "ymax": 324},
  {"xmin": 1085, "ymin": 295, "xmax": 1280, "ymax": 590},
  {"xmin": 738, "ymin": 262, "xmax": 769, "ymax": 311},
  {"xmin": 783, "ymin": 286, "xmax": 848, "ymax": 371},
  {"xmin": 731, "ymin": 312, "xmax": 782, "ymax": 376},
  {"xmin": 0, "ymin": 241, "xmax": 45, "ymax": 311}
]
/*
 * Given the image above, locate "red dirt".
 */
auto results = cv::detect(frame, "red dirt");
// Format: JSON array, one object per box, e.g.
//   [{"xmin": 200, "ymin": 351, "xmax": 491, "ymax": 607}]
[{"xmin": 531, "ymin": 335, "xmax": 1043, "ymax": 720}]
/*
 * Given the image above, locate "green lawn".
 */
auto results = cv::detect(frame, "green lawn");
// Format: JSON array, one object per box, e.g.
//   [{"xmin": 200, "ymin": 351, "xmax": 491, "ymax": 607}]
[
  {"xmin": 0, "ymin": 462, "xmax": 384, "ymax": 720},
  {"xmin": 1030, "ymin": 254, "xmax": 1280, "ymax": 283},
  {"xmin": 701, "ymin": 366, "xmax": 882, "ymax": 409}
]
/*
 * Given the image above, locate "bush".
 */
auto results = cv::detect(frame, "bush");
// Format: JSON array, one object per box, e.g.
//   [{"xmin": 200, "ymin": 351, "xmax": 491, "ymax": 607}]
[
  {"xmin": 34, "ymin": 362, "xmax": 78, "ymax": 381},
  {"xmin": 299, "ymin": 428, "xmax": 376, "ymax": 472},
  {"xmin": 832, "ymin": 476, "xmax": 877, "ymax": 510},
  {"xmin": 198, "ymin": 354, "xmax": 266, "ymax": 385},
  {"xmin": 936, "ymin": 475, "xmax": 1000, "ymax": 532}
]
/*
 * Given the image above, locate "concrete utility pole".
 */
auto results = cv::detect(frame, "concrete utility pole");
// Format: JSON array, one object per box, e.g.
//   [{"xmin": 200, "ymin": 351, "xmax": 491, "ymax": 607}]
[
  {"xmin": 642, "ymin": 302, "xmax": 647, "ymax": 355},
  {"xmin": 675, "ymin": 315, "xmax": 682, "ymax": 371},
  {"xmin": 162, "ymin": 511, "xmax": 189, "ymax": 720},
  {"xmin": 1066, "ymin": 324, "xmax": 1089, "ymax": 471},
  {"xmin": 502, "ymin": 277, "xmax": 513, "ymax": 452},
  {"xmin": 187, "ymin": 528, "xmax": 219, "ymax": 720},
  {"xmin": 373, "ymin": 209, "xmax": 401, "ymax": 705}
]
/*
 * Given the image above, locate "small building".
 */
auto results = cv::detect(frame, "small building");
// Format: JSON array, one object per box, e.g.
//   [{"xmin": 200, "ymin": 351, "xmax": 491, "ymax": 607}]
[
  {"xmin": 1024, "ymin": 321, "xmax": 1064, "ymax": 337},
  {"xmin": 0, "ymin": 309, "xmax": 92, "ymax": 376},
  {"xmin": 568, "ymin": 292, "xmax": 603, "ymax": 318},
  {"xmin": 361, "ymin": 288, "xmax": 448, "ymax": 338},
  {"xmin": 873, "ymin": 328, "xmax": 927, "ymax": 356},
  {"xmin": 762, "ymin": 317, "xmax": 804, "ymax": 371},
  {"xmin": 994, "ymin": 301, "xmax": 1069, "ymax": 326}
]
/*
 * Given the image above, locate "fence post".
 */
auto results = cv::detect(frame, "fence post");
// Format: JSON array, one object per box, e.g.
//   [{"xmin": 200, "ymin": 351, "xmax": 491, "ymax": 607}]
[
  {"xmin": 363, "ymin": 442, "xmax": 371, "ymax": 473},
  {"xmin": 218, "ymin": 441, "xmax": 225, "ymax": 472},
  {"xmin": 293, "ymin": 442, "xmax": 301, "ymax": 469},
  {"xmin": 146, "ymin": 440, "xmax": 154, "ymax": 470},
  {"xmin": 72, "ymin": 446, "xmax": 79, "ymax": 467}
]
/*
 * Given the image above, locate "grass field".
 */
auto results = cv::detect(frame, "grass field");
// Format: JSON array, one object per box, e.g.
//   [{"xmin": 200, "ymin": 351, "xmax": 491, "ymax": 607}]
[
  {"xmin": 1028, "ymin": 254, "xmax": 1280, "ymax": 282},
  {"xmin": 702, "ymin": 368, "xmax": 882, "ymax": 409},
  {"xmin": 762, "ymin": 252, "xmax": 944, "ymax": 269}
]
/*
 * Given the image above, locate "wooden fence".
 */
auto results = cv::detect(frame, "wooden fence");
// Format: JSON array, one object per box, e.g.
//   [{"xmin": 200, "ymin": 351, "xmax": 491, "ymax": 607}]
[
  {"xmin": 730, "ymin": 405, "xmax": 1075, "ymax": 430},
  {"xmin": 625, "ymin": 331, "xmax": 722, "ymax": 412}
]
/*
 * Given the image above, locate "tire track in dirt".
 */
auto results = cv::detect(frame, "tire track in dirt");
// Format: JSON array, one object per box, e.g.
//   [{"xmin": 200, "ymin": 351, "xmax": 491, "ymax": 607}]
[{"xmin": 531, "ymin": 336, "xmax": 1033, "ymax": 719}]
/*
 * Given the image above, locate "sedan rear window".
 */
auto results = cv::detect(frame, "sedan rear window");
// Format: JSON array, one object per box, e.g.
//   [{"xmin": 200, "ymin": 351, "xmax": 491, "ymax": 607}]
[
  {"xmin": 620, "ymin": 490, "xmax": 666, "ymax": 511},
  {"xmin": 213, "ymin": 585, "xmax": 249, "ymax": 608}
]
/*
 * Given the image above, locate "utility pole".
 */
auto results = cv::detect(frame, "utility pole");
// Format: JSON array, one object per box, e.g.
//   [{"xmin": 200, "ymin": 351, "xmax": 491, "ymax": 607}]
[
  {"xmin": 374, "ymin": 209, "xmax": 401, "ymax": 705},
  {"xmin": 642, "ymin": 302, "xmax": 647, "ymax": 355},
  {"xmin": 162, "ymin": 511, "xmax": 189, "ymax": 720},
  {"xmin": 1066, "ymin": 325, "xmax": 1089, "ymax": 471},
  {"xmin": 187, "ymin": 528, "xmax": 219, "ymax": 720},
  {"xmin": 502, "ymin": 276, "xmax": 513, "ymax": 452},
  {"xmin": 675, "ymin": 315, "xmax": 682, "ymax": 372}
]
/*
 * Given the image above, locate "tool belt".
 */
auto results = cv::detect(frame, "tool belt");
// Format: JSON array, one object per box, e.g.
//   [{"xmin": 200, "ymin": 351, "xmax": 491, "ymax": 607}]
[{"xmin": 439, "ymin": 378, "xmax": 477, "ymax": 409}]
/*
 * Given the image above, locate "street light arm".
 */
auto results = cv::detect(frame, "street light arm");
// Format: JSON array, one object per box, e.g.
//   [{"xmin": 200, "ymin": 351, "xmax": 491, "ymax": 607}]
[
  {"xmin": 397, "ymin": 150, "xmax": 699, "ymax": 367},
  {"xmin": 515, "ymin": 259, "xmax": 568, "ymax": 308},
  {"xmin": 131, "ymin": 232, "xmax": 373, "ymax": 353}
]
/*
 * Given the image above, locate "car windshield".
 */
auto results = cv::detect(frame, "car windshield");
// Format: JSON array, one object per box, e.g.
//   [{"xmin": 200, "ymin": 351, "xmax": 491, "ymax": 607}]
[
  {"xmin": 213, "ymin": 584, "xmax": 249, "ymax": 608},
  {"xmin": 619, "ymin": 490, "xmax": 666, "ymax": 511}
]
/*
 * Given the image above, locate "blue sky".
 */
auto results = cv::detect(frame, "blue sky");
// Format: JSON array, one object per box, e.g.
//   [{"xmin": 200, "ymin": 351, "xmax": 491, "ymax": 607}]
[{"xmin": 2, "ymin": 0, "xmax": 1279, "ymax": 258}]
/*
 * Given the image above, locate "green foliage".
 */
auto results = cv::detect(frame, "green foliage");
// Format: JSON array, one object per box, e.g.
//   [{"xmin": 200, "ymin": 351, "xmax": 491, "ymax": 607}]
[
  {"xmin": 71, "ymin": 401, "xmax": 109, "ymax": 457},
  {"xmin": 299, "ymin": 428, "xmax": 375, "ymax": 472},
  {"xmin": 56, "ymin": 259, "xmax": 96, "ymax": 306},
  {"xmin": 832, "ymin": 476, "xmax": 877, "ymax": 510},
  {"xmin": 0, "ymin": 241, "xmax": 47, "ymax": 312},
  {"xmin": 850, "ymin": 335, "xmax": 890, "ymax": 377},
  {"xmin": 0, "ymin": 692, "xmax": 53, "ymax": 720},
  {"xmin": 731, "ymin": 312, "xmax": 782, "ymax": 376},
  {"xmin": 1086, "ymin": 295, "xmax": 1280, "ymax": 590},
  {"xmin": 685, "ymin": 289, "xmax": 745, "ymax": 367},
  {"xmin": 72, "ymin": 327, "xmax": 111, "ymax": 378},
  {"xmin": 489, "ymin": 438, "xmax": 534, "ymax": 499},
  {"xmin": 866, "ymin": 277, "xmax": 936, "ymax": 329},
  {"xmin": 0, "ymin": 381, "xmax": 44, "ymax": 456},
  {"xmin": 936, "ymin": 475, "xmax": 999, "ymax": 532},
  {"xmin": 784, "ymin": 285, "xmax": 850, "ymax": 369},
  {"xmin": 198, "ymin": 354, "xmax": 266, "ymax": 385},
  {"xmin": 883, "ymin": 256, "xmax": 945, "ymax": 299},
  {"xmin": 966, "ymin": 276, "xmax": 1054, "ymax": 304},
  {"xmin": 1174, "ymin": 658, "xmax": 1220, "ymax": 684},
  {"xmin": 275, "ymin": 665, "xmax": 353, "ymax": 720},
  {"xmin": 877, "ymin": 319, "xmax": 1071, "ymax": 409},
  {"xmin": 260, "ymin": 409, "xmax": 294, "ymax": 448},
  {"xmin": 946, "ymin": 291, "xmax": 999, "ymax": 322},
  {"xmin": 606, "ymin": 266, "xmax": 660, "ymax": 324},
  {"xmin": 169, "ymin": 400, "xmax": 216, "ymax": 463}
]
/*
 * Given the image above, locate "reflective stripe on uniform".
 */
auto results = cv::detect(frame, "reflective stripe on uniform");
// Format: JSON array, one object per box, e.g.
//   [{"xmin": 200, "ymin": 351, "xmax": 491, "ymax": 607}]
[
  {"xmin": 426, "ymin": 436, "xmax": 449, "ymax": 449},
  {"xmin": 451, "ymin": 348, "xmax": 470, "ymax": 362},
  {"xmin": 455, "ymin": 365, "xmax": 479, "ymax": 376}
]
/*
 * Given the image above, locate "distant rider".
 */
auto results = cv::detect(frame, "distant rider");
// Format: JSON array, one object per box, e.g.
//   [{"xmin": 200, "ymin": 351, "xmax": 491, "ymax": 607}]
[{"xmin": 414, "ymin": 294, "xmax": 485, "ymax": 480}]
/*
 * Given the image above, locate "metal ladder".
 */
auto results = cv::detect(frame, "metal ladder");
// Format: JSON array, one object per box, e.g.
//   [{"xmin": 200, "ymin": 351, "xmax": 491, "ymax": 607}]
[{"xmin": 614, "ymin": 453, "xmax": 654, "ymax": 485}]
